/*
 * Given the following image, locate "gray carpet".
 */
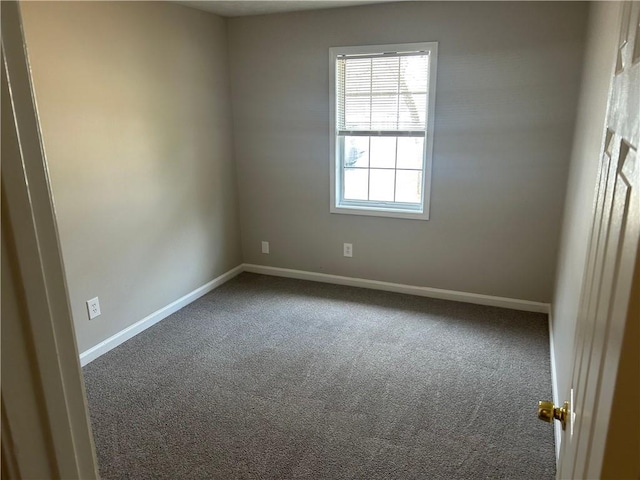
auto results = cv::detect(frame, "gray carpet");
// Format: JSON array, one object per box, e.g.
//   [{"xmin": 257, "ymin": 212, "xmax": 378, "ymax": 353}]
[{"xmin": 83, "ymin": 273, "xmax": 556, "ymax": 479}]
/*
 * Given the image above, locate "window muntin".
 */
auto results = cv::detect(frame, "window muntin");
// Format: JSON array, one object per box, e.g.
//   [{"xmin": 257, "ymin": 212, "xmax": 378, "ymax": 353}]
[{"xmin": 330, "ymin": 43, "xmax": 437, "ymax": 220}]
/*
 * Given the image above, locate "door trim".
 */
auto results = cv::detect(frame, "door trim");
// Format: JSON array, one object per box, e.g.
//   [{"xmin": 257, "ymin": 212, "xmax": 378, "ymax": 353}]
[
  {"xmin": 1, "ymin": 1, "xmax": 99, "ymax": 477},
  {"xmin": 547, "ymin": 311, "xmax": 562, "ymax": 462}
]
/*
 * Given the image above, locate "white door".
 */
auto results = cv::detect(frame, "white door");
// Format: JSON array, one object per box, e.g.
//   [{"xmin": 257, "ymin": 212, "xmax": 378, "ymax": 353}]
[{"xmin": 558, "ymin": 2, "xmax": 640, "ymax": 478}]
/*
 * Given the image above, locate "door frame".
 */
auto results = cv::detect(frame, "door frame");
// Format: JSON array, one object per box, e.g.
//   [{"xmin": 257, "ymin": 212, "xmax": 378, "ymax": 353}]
[{"xmin": 1, "ymin": 1, "xmax": 98, "ymax": 478}]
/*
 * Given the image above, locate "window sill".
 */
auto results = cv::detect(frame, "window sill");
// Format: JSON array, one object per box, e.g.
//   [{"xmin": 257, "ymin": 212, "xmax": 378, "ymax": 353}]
[{"xmin": 330, "ymin": 204, "xmax": 430, "ymax": 221}]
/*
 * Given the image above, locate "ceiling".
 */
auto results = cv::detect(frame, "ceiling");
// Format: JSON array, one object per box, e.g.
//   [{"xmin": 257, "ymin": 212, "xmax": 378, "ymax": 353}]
[{"xmin": 177, "ymin": 1, "xmax": 393, "ymax": 17}]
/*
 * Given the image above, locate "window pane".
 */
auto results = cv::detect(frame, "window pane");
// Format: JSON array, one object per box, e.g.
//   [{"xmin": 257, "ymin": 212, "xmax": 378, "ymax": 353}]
[
  {"xmin": 371, "ymin": 95, "xmax": 400, "ymax": 130},
  {"xmin": 344, "ymin": 58, "xmax": 371, "ymax": 130},
  {"xmin": 345, "ymin": 96, "xmax": 371, "ymax": 130},
  {"xmin": 399, "ymin": 55, "xmax": 429, "ymax": 93},
  {"xmin": 370, "ymin": 137, "xmax": 396, "ymax": 168},
  {"xmin": 396, "ymin": 137, "xmax": 424, "ymax": 169},
  {"xmin": 340, "ymin": 53, "xmax": 429, "ymax": 131},
  {"xmin": 343, "ymin": 136, "xmax": 369, "ymax": 168},
  {"xmin": 371, "ymin": 57, "xmax": 400, "ymax": 130},
  {"xmin": 369, "ymin": 169, "xmax": 395, "ymax": 201},
  {"xmin": 344, "ymin": 168, "xmax": 369, "ymax": 200},
  {"xmin": 398, "ymin": 93, "xmax": 427, "ymax": 130},
  {"xmin": 395, "ymin": 170, "xmax": 422, "ymax": 204}
]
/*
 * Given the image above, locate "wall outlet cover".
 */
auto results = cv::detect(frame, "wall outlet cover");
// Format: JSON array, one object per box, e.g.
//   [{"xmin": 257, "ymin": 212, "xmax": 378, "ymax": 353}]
[
  {"xmin": 87, "ymin": 297, "xmax": 101, "ymax": 320},
  {"xmin": 343, "ymin": 243, "xmax": 353, "ymax": 257},
  {"xmin": 261, "ymin": 241, "xmax": 270, "ymax": 254}
]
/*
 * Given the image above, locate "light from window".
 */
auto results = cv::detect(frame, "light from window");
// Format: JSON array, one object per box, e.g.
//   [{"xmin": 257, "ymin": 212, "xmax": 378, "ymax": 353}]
[{"xmin": 330, "ymin": 42, "xmax": 437, "ymax": 220}]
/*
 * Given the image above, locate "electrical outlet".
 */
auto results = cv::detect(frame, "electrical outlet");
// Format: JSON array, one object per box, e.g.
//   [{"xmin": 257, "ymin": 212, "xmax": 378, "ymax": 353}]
[
  {"xmin": 343, "ymin": 243, "xmax": 353, "ymax": 257},
  {"xmin": 261, "ymin": 241, "xmax": 270, "ymax": 254},
  {"xmin": 87, "ymin": 297, "xmax": 101, "ymax": 320}
]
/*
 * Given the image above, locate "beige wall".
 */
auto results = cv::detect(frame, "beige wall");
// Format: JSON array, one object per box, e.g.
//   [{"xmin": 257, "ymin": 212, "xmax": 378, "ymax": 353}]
[
  {"xmin": 20, "ymin": 1, "xmax": 242, "ymax": 353},
  {"xmin": 228, "ymin": 1, "xmax": 587, "ymax": 303},
  {"xmin": 551, "ymin": 2, "xmax": 621, "ymax": 404}
]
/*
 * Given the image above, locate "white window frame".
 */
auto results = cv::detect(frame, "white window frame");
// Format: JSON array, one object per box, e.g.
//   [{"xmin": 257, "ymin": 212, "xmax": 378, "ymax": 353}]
[{"xmin": 329, "ymin": 42, "xmax": 438, "ymax": 220}]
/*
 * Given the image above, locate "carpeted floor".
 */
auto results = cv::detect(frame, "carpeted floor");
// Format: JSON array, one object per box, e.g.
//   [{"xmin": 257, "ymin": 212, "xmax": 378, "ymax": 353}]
[{"xmin": 83, "ymin": 273, "xmax": 556, "ymax": 479}]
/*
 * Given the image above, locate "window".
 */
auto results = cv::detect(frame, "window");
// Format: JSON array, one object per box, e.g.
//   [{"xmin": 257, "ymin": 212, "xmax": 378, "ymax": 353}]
[{"xmin": 329, "ymin": 42, "xmax": 437, "ymax": 220}]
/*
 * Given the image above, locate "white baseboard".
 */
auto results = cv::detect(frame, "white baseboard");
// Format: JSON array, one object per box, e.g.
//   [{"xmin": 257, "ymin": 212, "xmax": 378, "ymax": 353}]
[
  {"xmin": 81, "ymin": 263, "xmax": 550, "ymax": 367},
  {"xmin": 79, "ymin": 265, "xmax": 244, "ymax": 366},
  {"xmin": 548, "ymin": 311, "xmax": 562, "ymax": 462},
  {"xmin": 242, "ymin": 264, "xmax": 550, "ymax": 314}
]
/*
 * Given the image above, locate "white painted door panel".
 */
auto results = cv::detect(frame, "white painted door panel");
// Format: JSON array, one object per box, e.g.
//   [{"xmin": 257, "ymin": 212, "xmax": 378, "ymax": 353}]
[{"xmin": 558, "ymin": 2, "xmax": 640, "ymax": 479}]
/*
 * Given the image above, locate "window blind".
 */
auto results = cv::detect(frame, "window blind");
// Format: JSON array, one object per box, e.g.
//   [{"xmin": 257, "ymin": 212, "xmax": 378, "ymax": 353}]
[{"xmin": 336, "ymin": 52, "xmax": 430, "ymax": 134}]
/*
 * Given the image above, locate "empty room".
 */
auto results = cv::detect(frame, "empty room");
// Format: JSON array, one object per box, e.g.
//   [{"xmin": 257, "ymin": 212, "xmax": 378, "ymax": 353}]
[{"xmin": 2, "ymin": 1, "xmax": 638, "ymax": 479}]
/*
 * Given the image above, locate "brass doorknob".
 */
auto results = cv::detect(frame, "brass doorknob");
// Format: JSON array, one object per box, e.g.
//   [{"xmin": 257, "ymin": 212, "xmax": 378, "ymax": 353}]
[{"xmin": 538, "ymin": 400, "xmax": 569, "ymax": 430}]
